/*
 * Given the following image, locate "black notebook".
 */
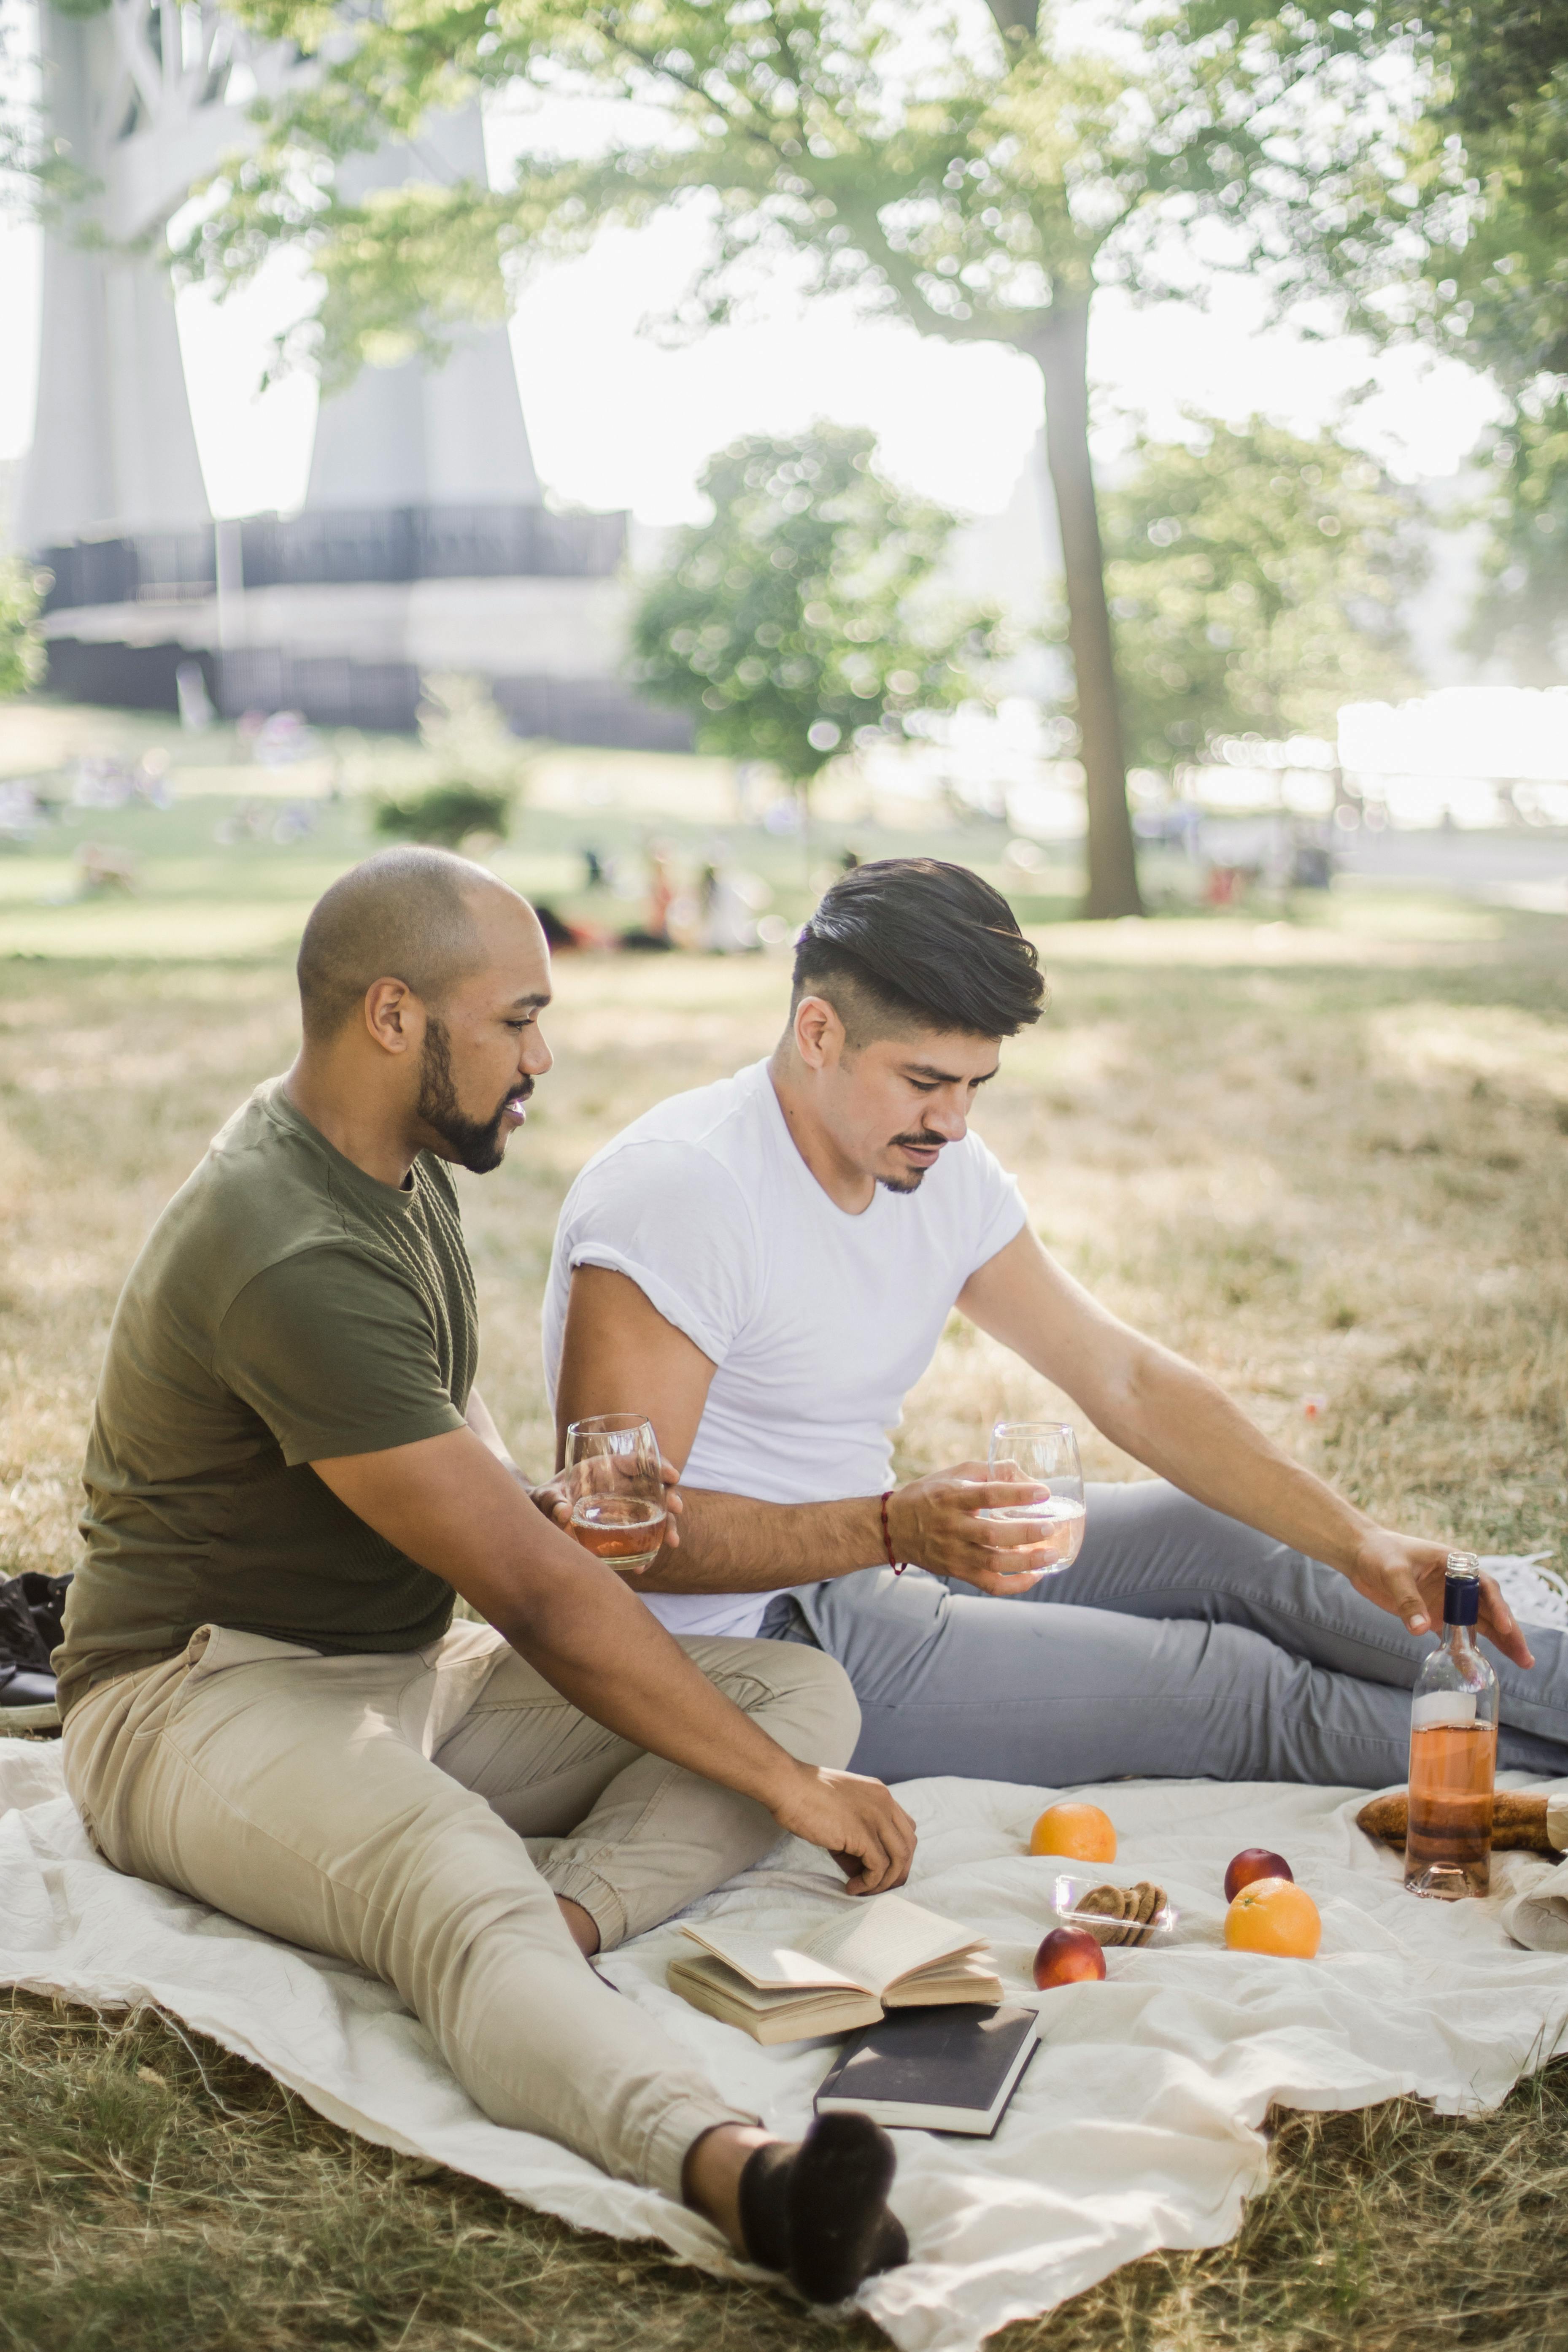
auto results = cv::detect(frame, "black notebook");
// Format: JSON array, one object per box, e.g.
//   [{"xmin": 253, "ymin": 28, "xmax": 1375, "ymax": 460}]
[{"xmin": 813, "ymin": 2003, "xmax": 1039, "ymax": 2136}]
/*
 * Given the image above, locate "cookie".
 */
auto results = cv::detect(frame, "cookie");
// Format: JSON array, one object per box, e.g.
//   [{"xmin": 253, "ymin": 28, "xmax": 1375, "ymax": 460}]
[
  {"xmin": 1074, "ymin": 1883, "xmax": 1131, "ymax": 1947},
  {"xmin": 1128, "ymin": 1880, "xmax": 1166, "ymax": 1946}
]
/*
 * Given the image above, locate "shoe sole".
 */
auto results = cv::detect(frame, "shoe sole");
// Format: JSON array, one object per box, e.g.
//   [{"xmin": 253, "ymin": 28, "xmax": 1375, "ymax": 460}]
[{"xmin": 1, "ymin": 1700, "xmax": 61, "ymax": 1732}]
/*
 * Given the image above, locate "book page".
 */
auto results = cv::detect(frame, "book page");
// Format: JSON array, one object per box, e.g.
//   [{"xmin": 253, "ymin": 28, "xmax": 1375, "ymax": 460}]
[
  {"xmin": 885, "ymin": 1952, "xmax": 1004, "ymax": 2005},
  {"xmin": 793, "ymin": 1894, "xmax": 981, "ymax": 1993},
  {"xmin": 677, "ymin": 1925, "xmax": 868, "ymax": 1993},
  {"xmin": 683, "ymin": 1893, "xmax": 980, "ymax": 1996}
]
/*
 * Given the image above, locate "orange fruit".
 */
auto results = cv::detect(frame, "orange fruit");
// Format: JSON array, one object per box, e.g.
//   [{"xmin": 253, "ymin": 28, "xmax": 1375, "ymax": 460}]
[
  {"xmin": 1028, "ymin": 1802, "xmax": 1117, "ymax": 1863},
  {"xmin": 1223, "ymin": 1876, "xmax": 1321, "ymax": 1958}
]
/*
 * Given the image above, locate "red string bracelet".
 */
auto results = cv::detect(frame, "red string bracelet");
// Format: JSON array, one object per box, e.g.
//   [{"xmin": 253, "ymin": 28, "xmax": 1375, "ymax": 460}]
[{"xmin": 879, "ymin": 1490, "xmax": 907, "ymax": 1575}]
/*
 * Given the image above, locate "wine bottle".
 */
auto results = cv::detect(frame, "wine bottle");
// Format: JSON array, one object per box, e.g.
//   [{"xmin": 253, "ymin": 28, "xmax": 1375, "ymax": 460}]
[{"xmin": 1403, "ymin": 1552, "xmax": 1498, "ymax": 1900}]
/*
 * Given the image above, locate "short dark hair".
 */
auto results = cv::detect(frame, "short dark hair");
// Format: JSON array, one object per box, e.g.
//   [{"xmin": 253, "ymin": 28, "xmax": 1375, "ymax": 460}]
[
  {"xmin": 297, "ymin": 846, "xmax": 498, "ymax": 1044},
  {"xmin": 792, "ymin": 858, "xmax": 1044, "ymax": 1042}
]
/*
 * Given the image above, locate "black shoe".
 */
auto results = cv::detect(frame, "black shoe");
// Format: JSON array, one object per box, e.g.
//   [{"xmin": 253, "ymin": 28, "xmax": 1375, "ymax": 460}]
[
  {"xmin": 0, "ymin": 1571, "xmax": 67, "ymax": 1732},
  {"xmin": 0, "ymin": 1661, "xmax": 61, "ymax": 1731},
  {"xmin": 738, "ymin": 2113, "xmax": 909, "ymax": 2305}
]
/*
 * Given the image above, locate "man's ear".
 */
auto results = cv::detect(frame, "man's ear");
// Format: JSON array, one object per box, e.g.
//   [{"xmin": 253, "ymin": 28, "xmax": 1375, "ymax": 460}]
[
  {"xmin": 362, "ymin": 978, "xmax": 423, "ymax": 1058},
  {"xmin": 793, "ymin": 992, "xmax": 847, "ymax": 1071}
]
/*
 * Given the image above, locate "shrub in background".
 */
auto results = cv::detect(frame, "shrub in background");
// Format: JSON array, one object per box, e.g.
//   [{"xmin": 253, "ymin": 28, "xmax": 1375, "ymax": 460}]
[{"xmin": 372, "ymin": 783, "xmax": 513, "ymax": 850}]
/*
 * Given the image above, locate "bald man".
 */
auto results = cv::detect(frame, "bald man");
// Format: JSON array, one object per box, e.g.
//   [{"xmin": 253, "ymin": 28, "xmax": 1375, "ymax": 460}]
[{"xmin": 54, "ymin": 848, "xmax": 912, "ymax": 2303}]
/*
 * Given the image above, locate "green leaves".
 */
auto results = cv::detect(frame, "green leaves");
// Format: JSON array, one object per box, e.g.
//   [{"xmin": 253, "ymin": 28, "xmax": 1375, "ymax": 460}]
[
  {"xmin": 631, "ymin": 422, "xmax": 997, "ymax": 785},
  {"xmin": 165, "ymin": 0, "xmax": 1291, "ymax": 384},
  {"xmin": 0, "ymin": 560, "xmax": 46, "ymax": 702},
  {"xmin": 1101, "ymin": 416, "xmax": 1423, "ymax": 764}
]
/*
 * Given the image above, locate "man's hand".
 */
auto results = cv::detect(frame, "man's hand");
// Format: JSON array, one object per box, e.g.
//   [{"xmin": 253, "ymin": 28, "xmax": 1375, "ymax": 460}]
[
  {"xmin": 766, "ymin": 1762, "xmax": 918, "ymax": 1895},
  {"xmin": 529, "ymin": 1457, "xmax": 685, "ymax": 1564},
  {"xmin": 1342, "ymin": 1528, "xmax": 1533, "ymax": 1669},
  {"xmin": 887, "ymin": 1461, "xmax": 1058, "ymax": 1593}
]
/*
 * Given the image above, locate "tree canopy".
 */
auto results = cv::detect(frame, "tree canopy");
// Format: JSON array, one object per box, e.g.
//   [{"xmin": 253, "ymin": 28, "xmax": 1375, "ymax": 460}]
[
  {"xmin": 1101, "ymin": 416, "xmax": 1423, "ymax": 769},
  {"xmin": 1200, "ymin": 0, "xmax": 1568, "ymax": 679},
  {"xmin": 632, "ymin": 423, "xmax": 996, "ymax": 789}
]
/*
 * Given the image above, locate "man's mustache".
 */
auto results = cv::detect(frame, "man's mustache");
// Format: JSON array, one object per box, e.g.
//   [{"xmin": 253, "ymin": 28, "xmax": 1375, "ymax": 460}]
[{"xmin": 890, "ymin": 1131, "xmax": 944, "ymax": 1152}]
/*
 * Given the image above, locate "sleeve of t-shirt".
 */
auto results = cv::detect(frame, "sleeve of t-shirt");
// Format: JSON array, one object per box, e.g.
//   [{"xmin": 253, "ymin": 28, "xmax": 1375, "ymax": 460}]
[
  {"xmin": 959, "ymin": 1134, "xmax": 1030, "ymax": 1280},
  {"xmin": 213, "ymin": 1246, "xmax": 467, "ymax": 1466},
  {"xmin": 559, "ymin": 1140, "xmax": 760, "ymax": 1366}
]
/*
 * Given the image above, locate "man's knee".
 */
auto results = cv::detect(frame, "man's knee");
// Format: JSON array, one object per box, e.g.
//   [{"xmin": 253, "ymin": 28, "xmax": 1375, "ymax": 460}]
[
  {"xmin": 688, "ymin": 1634, "xmax": 862, "ymax": 1769},
  {"xmin": 762, "ymin": 1643, "xmax": 861, "ymax": 1769}
]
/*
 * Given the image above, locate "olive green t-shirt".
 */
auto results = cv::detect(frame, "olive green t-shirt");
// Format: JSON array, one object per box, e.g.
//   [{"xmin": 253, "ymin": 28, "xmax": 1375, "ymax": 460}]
[{"xmin": 55, "ymin": 1078, "xmax": 478, "ymax": 1717}]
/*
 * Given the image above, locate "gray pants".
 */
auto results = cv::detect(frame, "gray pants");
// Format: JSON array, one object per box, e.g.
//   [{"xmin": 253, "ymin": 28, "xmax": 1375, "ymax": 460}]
[{"xmin": 772, "ymin": 1481, "xmax": 1568, "ymax": 1790}]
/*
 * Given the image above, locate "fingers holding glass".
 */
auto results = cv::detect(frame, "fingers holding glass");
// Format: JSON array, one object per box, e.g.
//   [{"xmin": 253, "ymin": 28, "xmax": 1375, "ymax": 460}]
[
  {"xmin": 564, "ymin": 1413, "xmax": 669, "ymax": 1573},
  {"xmin": 977, "ymin": 1421, "xmax": 1086, "ymax": 1575}
]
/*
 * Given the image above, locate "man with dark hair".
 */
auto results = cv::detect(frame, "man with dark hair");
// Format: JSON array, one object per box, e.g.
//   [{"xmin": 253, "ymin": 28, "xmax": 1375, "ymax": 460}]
[
  {"xmin": 54, "ymin": 846, "xmax": 916, "ymax": 2305},
  {"xmin": 547, "ymin": 856, "xmax": 1568, "ymax": 1790},
  {"xmin": 793, "ymin": 858, "xmax": 1047, "ymax": 1052}
]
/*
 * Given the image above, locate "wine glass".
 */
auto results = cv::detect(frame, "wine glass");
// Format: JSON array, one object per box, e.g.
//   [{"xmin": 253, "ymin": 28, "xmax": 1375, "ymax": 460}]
[
  {"xmin": 978, "ymin": 1420, "xmax": 1086, "ymax": 1574},
  {"xmin": 564, "ymin": 1414, "xmax": 668, "ymax": 1574}
]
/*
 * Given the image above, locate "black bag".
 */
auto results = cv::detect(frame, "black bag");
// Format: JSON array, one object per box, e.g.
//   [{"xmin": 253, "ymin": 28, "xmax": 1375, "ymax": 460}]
[{"xmin": 0, "ymin": 1571, "xmax": 72, "ymax": 1669}]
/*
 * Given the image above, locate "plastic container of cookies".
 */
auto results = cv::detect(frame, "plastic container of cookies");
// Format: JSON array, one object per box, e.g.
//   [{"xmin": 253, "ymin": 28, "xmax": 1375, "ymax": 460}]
[{"xmin": 1049, "ymin": 1872, "xmax": 1178, "ymax": 1950}]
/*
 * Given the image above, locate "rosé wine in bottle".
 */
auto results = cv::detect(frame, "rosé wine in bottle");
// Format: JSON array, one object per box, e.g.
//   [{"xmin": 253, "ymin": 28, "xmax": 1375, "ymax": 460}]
[{"xmin": 1404, "ymin": 1553, "xmax": 1498, "ymax": 1900}]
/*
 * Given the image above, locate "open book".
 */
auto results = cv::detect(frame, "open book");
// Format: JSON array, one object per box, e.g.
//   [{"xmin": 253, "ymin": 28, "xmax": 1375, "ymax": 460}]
[{"xmin": 667, "ymin": 1892, "xmax": 1003, "ymax": 2044}]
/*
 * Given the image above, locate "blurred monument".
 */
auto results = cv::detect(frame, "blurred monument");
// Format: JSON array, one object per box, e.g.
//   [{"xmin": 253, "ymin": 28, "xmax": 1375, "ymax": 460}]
[
  {"xmin": 17, "ymin": 8, "xmax": 686, "ymax": 747},
  {"xmin": 302, "ymin": 112, "xmax": 541, "ymax": 515},
  {"xmin": 17, "ymin": 0, "xmax": 263, "ymax": 549}
]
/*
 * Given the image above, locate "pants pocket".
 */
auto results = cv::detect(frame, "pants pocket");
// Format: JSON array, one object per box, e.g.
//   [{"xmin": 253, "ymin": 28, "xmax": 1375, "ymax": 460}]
[{"xmin": 180, "ymin": 1623, "xmax": 321, "ymax": 1686}]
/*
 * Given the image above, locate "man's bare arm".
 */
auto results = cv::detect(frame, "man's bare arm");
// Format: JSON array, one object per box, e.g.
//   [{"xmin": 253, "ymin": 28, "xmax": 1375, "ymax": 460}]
[
  {"xmin": 555, "ymin": 1264, "xmax": 1056, "ymax": 1594},
  {"xmin": 957, "ymin": 1223, "xmax": 1530, "ymax": 1665},
  {"xmin": 311, "ymin": 1426, "xmax": 916, "ymax": 1892},
  {"xmin": 465, "ymin": 1387, "xmax": 515, "ymax": 1466}
]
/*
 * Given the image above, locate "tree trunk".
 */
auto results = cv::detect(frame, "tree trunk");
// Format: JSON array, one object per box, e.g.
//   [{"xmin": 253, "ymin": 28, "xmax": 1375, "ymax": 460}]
[{"xmin": 1030, "ymin": 302, "xmax": 1142, "ymax": 920}]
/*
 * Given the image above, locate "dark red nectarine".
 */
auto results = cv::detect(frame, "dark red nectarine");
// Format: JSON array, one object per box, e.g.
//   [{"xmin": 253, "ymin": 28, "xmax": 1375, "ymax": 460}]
[
  {"xmin": 1224, "ymin": 1847, "xmax": 1293, "ymax": 1903},
  {"xmin": 1033, "ymin": 1925, "xmax": 1108, "ymax": 1989}
]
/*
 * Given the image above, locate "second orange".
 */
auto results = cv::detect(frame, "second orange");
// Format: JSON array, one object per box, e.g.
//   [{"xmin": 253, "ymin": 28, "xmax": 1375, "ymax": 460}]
[{"xmin": 1028, "ymin": 1802, "xmax": 1117, "ymax": 1863}]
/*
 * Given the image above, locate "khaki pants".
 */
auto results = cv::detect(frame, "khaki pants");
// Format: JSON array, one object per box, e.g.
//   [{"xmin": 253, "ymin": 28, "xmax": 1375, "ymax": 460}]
[{"xmin": 63, "ymin": 1619, "xmax": 861, "ymax": 2197}]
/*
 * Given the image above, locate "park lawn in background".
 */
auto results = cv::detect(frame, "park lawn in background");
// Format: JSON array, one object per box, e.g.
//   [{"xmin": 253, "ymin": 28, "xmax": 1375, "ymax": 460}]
[{"xmin": 2, "ymin": 873, "xmax": 1567, "ymax": 2347}]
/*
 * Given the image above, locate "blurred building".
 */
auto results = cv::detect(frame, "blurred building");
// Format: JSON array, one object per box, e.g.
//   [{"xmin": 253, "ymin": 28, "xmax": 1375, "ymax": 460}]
[{"xmin": 16, "ymin": 8, "xmax": 687, "ymax": 747}]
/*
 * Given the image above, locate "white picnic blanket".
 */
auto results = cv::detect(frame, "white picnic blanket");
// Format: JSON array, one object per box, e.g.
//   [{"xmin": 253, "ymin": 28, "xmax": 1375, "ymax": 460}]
[{"xmin": 7, "ymin": 1739, "xmax": 1568, "ymax": 2352}]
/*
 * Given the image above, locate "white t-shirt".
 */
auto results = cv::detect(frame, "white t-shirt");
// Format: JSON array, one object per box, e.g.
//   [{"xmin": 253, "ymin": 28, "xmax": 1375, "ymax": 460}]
[{"xmin": 542, "ymin": 1059, "xmax": 1028, "ymax": 1639}]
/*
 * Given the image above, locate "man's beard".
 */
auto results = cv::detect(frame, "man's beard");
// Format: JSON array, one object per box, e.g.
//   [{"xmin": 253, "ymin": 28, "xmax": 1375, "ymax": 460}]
[
  {"xmin": 416, "ymin": 1018, "xmax": 527, "ymax": 1175},
  {"xmin": 877, "ymin": 1133, "xmax": 943, "ymax": 1196}
]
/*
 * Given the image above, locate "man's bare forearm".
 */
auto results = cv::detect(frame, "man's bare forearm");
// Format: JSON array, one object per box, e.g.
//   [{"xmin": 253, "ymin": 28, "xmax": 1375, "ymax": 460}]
[
  {"xmin": 317, "ymin": 1432, "xmax": 799, "ymax": 1804},
  {"xmin": 962, "ymin": 1225, "xmax": 1380, "ymax": 1574},
  {"xmin": 636, "ymin": 1488, "xmax": 886, "ymax": 1592},
  {"xmin": 499, "ymin": 1546, "xmax": 799, "ymax": 1799},
  {"xmin": 1097, "ymin": 1342, "xmax": 1376, "ymax": 1572}
]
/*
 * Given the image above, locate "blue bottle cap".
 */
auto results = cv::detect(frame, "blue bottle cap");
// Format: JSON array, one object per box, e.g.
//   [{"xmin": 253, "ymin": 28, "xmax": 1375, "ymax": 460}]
[{"xmin": 1444, "ymin": 1550, "xmax": 1481, "ymax": 1626}]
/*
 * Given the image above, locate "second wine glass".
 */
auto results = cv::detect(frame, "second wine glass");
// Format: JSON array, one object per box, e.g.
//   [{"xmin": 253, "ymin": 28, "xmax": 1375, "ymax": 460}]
[
  {"xmin": 979, "ymin": 1420, "xmax": 1086, "ymax": 1574},
  {"xmin": 564, "ymin": 1414, "xmax": 668, "ymax": 1573}
]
